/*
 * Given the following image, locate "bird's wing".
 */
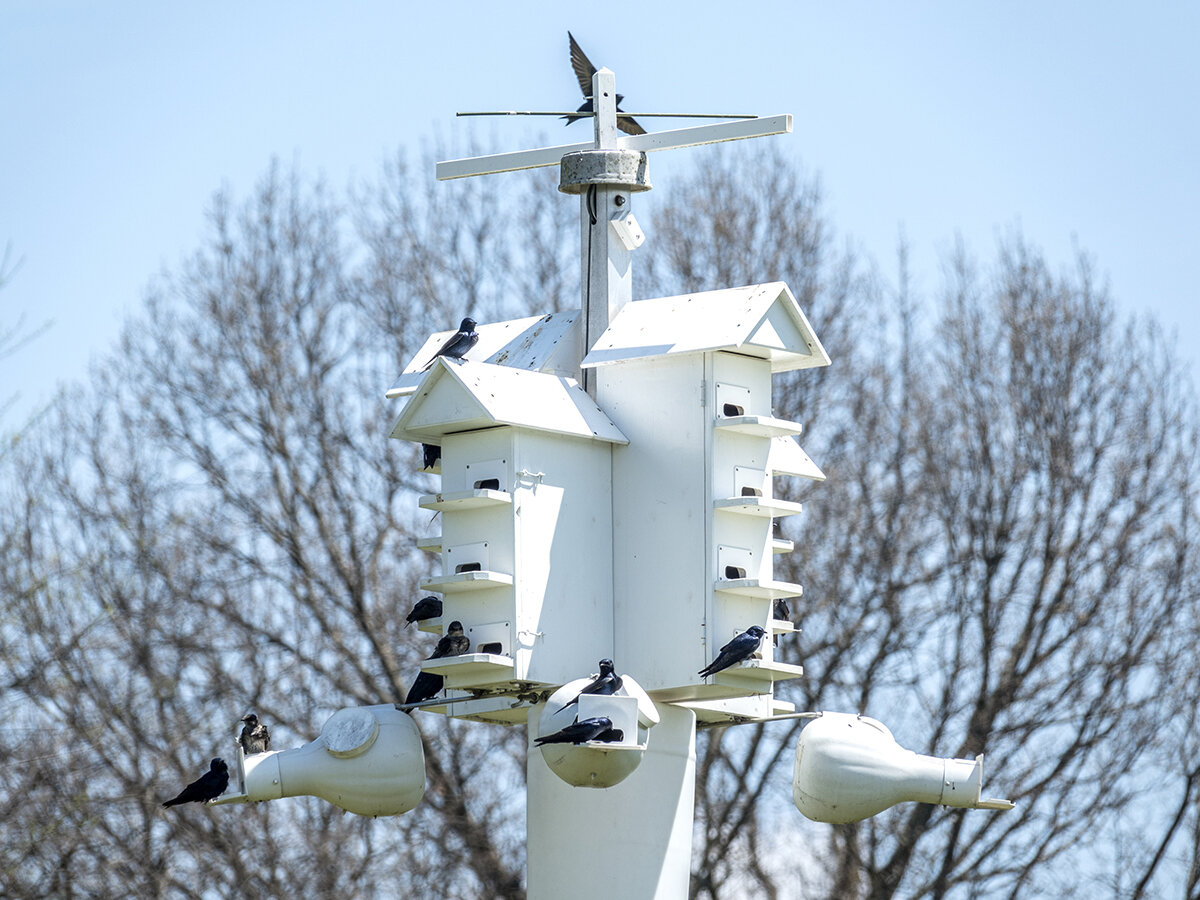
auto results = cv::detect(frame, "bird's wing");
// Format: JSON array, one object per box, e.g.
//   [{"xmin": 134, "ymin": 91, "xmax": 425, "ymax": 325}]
[
  {"xmin": 617, "ymin": 116, "xmax": 647, "ymax": 136},
  {"xmin": 569, "ymin": 32, "xmax": 597, "ymax": 96},
  {"xmin": 718, "ymin": 634, "xmax": 748, "ymax": 654}
]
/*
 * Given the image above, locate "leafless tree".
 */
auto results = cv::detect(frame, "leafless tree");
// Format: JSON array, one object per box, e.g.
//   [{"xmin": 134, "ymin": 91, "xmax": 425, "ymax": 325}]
[
  {"xmin": 645, "ymin": 158, "xmax": 1200, "ymax": 896},
  {"xmin": 2, "ymin": 144, "xmax": 1197, "ymax": 900}
]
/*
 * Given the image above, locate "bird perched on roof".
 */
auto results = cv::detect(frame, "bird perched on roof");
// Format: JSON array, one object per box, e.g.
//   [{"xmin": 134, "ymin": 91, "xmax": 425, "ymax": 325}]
[
  {"xmin": 698, "ymin": 625, "xmax": 767, "ymax": 678},
  {"xmin": 404, "ymin": 596, "xmax": 443, "ymax": 629},
  {"xmin": 161, "ymin": 758, "xmax": 229, "ymax": 808},
  {"xmin": 564, "ymin": 32, "xmax": 646, "ymax": 135},
  {"xmin": 403, "ymin": 620, "xmax": 471, "ymax": 708},
  {"xmin": 238, "ymin": 713, "xmax": 270, "ymax": 755},
  {"xmin": 421, "ymin": 318, "xmax": 479, "ymax": 370},
  {"xmin": 534, "ymin": 715, "xmax": 621, "ymax": 746},
  {"xmin": 560, "ymin": 658, "xmax": 623, "ymax": 710}
]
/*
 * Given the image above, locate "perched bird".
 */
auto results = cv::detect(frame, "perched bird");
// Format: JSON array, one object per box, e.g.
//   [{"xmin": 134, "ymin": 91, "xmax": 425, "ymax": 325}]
[
  {"xmin": 698, "ymin": 625, "xmax": 767, "ymax": 678},
  {"xmin": 534, "ymin": 715, "xmax": 618, "ymax": 746},
  {"xmin": 403, "ymin": 620, "xmax": 471, "ymax": 708},
  {"xmin": 404, "ymin": 596, "xmax": 443, "ymax": 629},
  {"xmin": 421, "ymin": 443, "xmax": 441, "ymax": 470},
  {"xmin": 421, "ymin": 317, "xmax": 479, "ymax": 370},
  {"xmin": 162, "ymin": 758, "xmax": 229, "ymax": 808},
  {"xmin": 431, "ymin": 620, "xmax": 471, "ymax": 658},
  {"xmin": 560, "ymin": 658, "xmax": 623, "ymax": 710},
  {"xmin": 771, "ymin": 599, "xmax": 791, "ymax": 647},
  {"xmin": 238, "ymin": 713, "xmax": 271, "ymax": 755},
  {"xmin": 564, "ymin": 32, "xmax": 646, "ymax": 135}
]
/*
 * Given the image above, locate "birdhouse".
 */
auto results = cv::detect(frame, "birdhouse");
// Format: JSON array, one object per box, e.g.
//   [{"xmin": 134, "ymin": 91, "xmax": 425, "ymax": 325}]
[
  {"xmin": 581, "ymin": 282, "xmax": 830, "ymax": 714},
  {"xmin": 212, "ymin": 705, "xmax": 425, "ymax": 817},
  {"xmin": 389, "ymin": 348, "xmax": 627, "ymax": 719},
  {"xmin": 792, "ymin": 712, "xmax": 1015, "ymax": 823},
  {"xmin": 533, "ymin": 671, "xmax": 660, "ymax": 788}
]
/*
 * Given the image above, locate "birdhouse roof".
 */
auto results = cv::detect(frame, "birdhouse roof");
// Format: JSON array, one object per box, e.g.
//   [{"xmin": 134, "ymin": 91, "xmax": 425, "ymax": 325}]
[
  {"xmin": 389, "ymin": 359, "xmax": 628, "ymax": 444},
  {"xmin": 387, "ymin": 312, "xmax": 581, "ymax": 399},
  {"xmin": 580, "ymin": 282, "xmax": 831, "ymax": 372}
]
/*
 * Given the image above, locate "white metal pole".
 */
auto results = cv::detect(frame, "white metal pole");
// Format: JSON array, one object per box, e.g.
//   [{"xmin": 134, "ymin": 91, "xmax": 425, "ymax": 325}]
[{"xmin": 578, "ymin": 68, "xmax": 635, "ymax": 398}]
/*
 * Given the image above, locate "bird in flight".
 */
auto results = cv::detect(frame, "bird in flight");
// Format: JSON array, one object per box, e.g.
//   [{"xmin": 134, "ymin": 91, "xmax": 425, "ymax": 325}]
[
  {"xmin": 534, "ymin": 715, "xmax": 623, "ymax": 746},
  {"xmin": 421, "ymin": 317, "xmax": 479, "ymax": 370},
  {"xmin": 404, "ymin": 596, "xmax": 443, "ymax": 629},
  {"xmin": 698, "ymin": 625, "xmax": 767, "ymax": 678},
  {"xmin": 565, "ymin": 32, "xmax": 646, "ymax": 135},
  {"xmin": 403, "ymin": 620, "xmax": 471, "ymax": 708},
  {"xmin": 560, "ymin": 658, "xmax": 623, "ymax": 710},
  {"xmin": 162, "ymin": 758, "xmax": 229, "ymax": 808},
  {"xmin": 238, "ymin": 713, "xmax": 271, "ymax": 755}
]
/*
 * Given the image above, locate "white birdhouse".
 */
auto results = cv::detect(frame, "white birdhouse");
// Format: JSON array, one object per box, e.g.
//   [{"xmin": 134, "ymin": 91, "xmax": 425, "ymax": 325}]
[
  {"xmin": 212, "ymin": 705, "xmax": 425, "ymax": 817},
  {"xmin": 389, "ymin": 351, "xmax": 627, "ymax": 719},
  {"xmin": 580, "ymin": 282, "xmax": 830, "ymax": 715},
  {"xmin": 792, "ymin": 712, "xmax": 1015, "ymax": 823}
]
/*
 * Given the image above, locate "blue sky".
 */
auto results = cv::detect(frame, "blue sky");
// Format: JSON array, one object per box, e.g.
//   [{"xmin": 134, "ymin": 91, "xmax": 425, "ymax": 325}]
[{"xmin": 3, "ymin": 3, "xmax": 1197, "ymax": 422}]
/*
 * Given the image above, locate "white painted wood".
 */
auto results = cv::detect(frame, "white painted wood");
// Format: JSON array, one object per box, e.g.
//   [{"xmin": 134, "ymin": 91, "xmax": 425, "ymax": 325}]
[
  {"xmin": 715, "ymin": 414, "xmax": 805, "ymax": 437},
  {"xmin": 392, "ymin": 360, "xmax": 628, "ymax": 445},
  {"xmin": 769, "ymin": 435, "xmax": 826, "ymax": 480},
  {"xmin": 582, "ymin": 282, "xmax": 831, "ymax": 373},
  {"xmin": 387, "ymin": 312, "xmax": 581, "ymax": 398}
]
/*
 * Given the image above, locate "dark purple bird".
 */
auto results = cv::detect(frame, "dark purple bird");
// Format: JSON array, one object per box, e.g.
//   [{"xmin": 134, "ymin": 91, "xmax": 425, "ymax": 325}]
[
  {"xmin": 699, "ymin": 625, "xmax": 767, "ymax": 678},
  {"xmin": 421, "ymin": 318, "xmax": 479, "ymax": 370},
  {"xmin": 564, "ymin": 32, "xmax": 646, "ymax": 135},
  {"xmin": 403, "ymin": 620, "xmax": 470, "ymax": 709},
  {"xmin": 534, "ymin": 715, "xmax": 620, "ymax": 746},
  {"xmin": 421, "ymin": 443, "xmax": 441, "ymax": 470},
  {"xmin": 405, "ymin": 596, "xmax": 443, "ymax": 629},
  {"xmin": 162, "ymin": 758, "xmax": 229, "ymax": 808},
  {"xmin": 238, "ymin": 713, "xmax": 270, "ymax": 755},
  {"xmin": 560, "ymin": 658, "xmax": 622, "ymax": 710}
]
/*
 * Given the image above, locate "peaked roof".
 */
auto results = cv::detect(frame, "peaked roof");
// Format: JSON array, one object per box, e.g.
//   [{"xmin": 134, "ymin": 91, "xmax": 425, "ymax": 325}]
[
  {"xmin": 389, "ymin": 359, "xmax": 628, "ymax": 444},
  {"xmin": 387, "ymin": 312, "xmax": 581, "ymax": 399},
  {"xmin": 580, "ymin": 282, "xmax": 831, "ymax": 373}
]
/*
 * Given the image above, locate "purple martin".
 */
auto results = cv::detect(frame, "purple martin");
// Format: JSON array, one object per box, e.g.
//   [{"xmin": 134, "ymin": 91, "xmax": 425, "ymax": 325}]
[
  {"xmin": 403, "ymin": 620, "xmax": 470, "ymax": 709},
  {"xmin": 564, "ymin": 32, "xmax": 647, "ymax": 136},
  {"xmin": 534, "ymin": 715, "xmax": 618, "ymax": 746},
  {"xmin": 421, "ymin": 317, "xmax": 479, "ymax": 370},
  {"xmin": 421, "ymin": 443, "xmax": 441, "ymax": 470},
  {"xmin": 561, "ymin": 658, "xmax": 623, "ymax": 710},
  {"xmin": 238, "ymin": 713, "xmax": 271, "ymax": 755},
  {"xmin": 698, "ymin": 625, "xmax": 767, "ymax": 678},
  {"xmin": 404, "ymin": 596, "xmax": 443, "ymax": 629},
  {"xmin": 162, "ymin": 758, "xmax": 229, "ymax": 808}
]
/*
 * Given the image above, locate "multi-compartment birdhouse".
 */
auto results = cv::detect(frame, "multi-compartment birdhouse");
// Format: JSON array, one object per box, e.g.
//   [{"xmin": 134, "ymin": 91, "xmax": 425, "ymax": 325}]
[
  {"xmin": 389, "ymin": 281, "xmax": 829, "ymax": 724},
  {"xmin": 388, "ymin": 315, "xmax": 626, "ymax": 722},
  {"xmin": 582, "ymin": 282, "xmax": 829, "ymax": 718}
]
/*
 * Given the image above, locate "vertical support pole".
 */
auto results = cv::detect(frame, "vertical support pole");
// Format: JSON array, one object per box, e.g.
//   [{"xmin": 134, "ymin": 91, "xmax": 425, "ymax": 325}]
[
  {"xmin": 527, "ymin": 704, "xmax": 697, "ymax": 900},
  {"xmin": 578, "ymin": 68, "xmax": 633, "ymax": 398}
]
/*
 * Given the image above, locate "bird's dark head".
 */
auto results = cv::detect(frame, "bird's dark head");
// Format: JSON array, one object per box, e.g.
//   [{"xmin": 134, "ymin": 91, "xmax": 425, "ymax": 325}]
[
  {"xmin": 447, "ymin": 620, "xmax": 465, "ymax": 634},
  {"xmin": 210, "ymin": 758, "xmax": 227, "ymax": 771},
  {"xmin": 241, "ymin": 713, "xmax": 258, "ymax": 726},
  {"xmin": 747, "ymin": 625, "xmax": 766, "ymax": 639},
  {"xmin": 459, "ymin": 317, "xmax": 477, "ymax": 331},
  {"xmin": 598, "ymin": 658, "xmax": 614, "ymax": 672}
]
